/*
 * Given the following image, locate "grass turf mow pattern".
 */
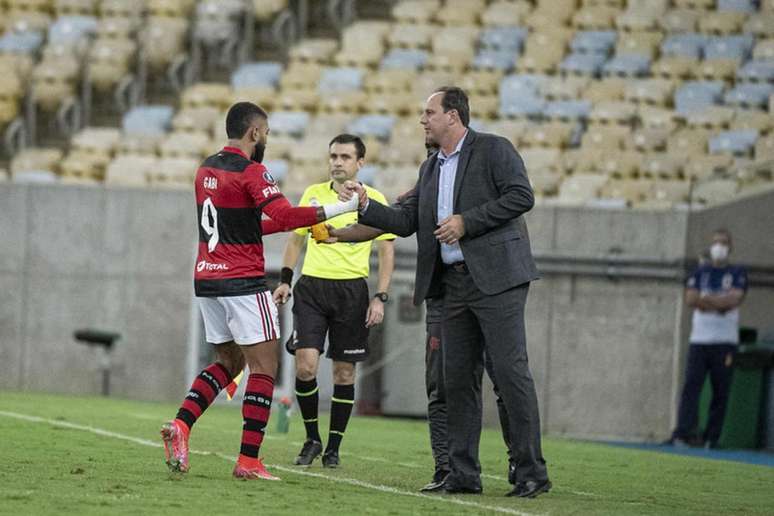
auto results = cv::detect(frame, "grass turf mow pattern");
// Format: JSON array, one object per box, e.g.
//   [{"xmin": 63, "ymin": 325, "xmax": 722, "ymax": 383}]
[{"xmin": 1, "ymin": 392, "xmax": 772, "ymax": 515}]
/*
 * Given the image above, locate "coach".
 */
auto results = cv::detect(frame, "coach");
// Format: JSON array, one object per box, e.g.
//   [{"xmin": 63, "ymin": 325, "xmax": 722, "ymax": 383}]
[{"xmin": 345, "ymin": 87, "xmax": 550, "ymax": 497}]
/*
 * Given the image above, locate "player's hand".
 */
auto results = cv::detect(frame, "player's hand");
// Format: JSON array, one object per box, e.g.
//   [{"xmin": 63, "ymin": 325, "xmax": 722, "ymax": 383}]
[
  {"xmin": 341, "ymin": 181, "xmax": 368, "ymax": 210},
  {"xmin": 273, "ymin": 283, "xmax": 291, "ymax": 305},
  {"xmin": 434, "ymin": 215, "xmax": 465, "ymax": 245},
  {"xmin": 365, "ymin": 297, "xmax": 384, "ymax": 328}
]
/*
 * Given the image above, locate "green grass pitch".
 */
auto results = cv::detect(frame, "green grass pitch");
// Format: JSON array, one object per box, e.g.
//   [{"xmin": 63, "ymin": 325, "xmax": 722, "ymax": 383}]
[{"xmin": 1, "ymin": 391, "xmax": 772, "ymax": 515}]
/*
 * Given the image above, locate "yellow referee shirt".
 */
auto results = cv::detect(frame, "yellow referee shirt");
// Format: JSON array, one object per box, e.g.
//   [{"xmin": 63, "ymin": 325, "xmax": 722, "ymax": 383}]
[{"xmin": 295, "ymin": 182, "xmax": 396, "ymax": 280}]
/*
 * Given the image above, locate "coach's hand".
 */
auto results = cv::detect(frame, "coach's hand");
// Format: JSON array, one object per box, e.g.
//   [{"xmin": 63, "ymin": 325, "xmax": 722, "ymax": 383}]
[
  {"xmin": 434, "ymin": 215, "xmax": 465, "ymax": 245},
  {"xmin": 320, "ymin": 224, "xmax": 339, "ymax": 244},
  {"xmin": 365, "ymin": 297, "xmax": 384, "ymax": 328},
  {"xmin": 273, "ymin": 283, "xmax": 291, "ymax": 305}
]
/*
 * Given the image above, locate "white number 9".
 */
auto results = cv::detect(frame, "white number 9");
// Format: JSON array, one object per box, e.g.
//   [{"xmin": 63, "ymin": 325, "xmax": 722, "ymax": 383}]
[{"xmin": 201, "ymin": 197, "xmax": 219, "ymax": 252}]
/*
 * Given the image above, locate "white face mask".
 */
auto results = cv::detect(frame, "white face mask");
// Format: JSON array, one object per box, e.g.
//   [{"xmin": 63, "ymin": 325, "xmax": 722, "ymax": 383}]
[{"xmin": 709, "ymin": 243, "xmax": 729, "ymax": 262}]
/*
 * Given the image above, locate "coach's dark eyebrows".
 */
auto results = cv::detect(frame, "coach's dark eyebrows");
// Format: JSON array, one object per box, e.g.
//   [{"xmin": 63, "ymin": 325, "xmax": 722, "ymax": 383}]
[{"xmin": 330, "ymin": 151, "xmax": 353, "ymax": 159}]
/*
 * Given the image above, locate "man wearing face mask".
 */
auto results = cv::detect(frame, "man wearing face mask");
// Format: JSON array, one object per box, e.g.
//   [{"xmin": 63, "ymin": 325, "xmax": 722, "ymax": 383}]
[{"xmin": 668, "ymin": 228, "xmax": 748, "ymax": 449}]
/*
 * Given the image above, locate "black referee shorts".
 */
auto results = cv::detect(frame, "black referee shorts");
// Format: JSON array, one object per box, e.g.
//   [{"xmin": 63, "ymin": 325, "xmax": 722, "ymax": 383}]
[{"xmin": 290, "ymin": 275, "xmax": 370, "ymax": 362}]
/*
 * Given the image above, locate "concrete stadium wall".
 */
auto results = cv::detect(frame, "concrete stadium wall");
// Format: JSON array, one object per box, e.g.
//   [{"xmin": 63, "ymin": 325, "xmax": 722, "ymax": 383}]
[{"xmin": 2, "ymin": 183, "xmax": 772, "ymax": 443}]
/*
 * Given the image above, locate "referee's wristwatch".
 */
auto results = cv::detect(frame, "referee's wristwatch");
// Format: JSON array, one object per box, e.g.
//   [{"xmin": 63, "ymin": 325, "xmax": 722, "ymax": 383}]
[{"xmin": 373, "ymin": 292, "xmax": 389, "ymax": 303}]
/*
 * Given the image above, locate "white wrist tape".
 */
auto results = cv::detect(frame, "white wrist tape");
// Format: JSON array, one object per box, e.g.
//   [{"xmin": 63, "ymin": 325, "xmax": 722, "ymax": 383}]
[{"xmin": 323, "ymin": 192, "xmax": 359, "ymax": 219}]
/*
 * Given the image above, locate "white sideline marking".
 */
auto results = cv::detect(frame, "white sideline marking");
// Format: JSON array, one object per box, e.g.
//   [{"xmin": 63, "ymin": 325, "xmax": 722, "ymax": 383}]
[{"xmin": 0, "ymin": 410, "xmax": 540, "ymax": 516}]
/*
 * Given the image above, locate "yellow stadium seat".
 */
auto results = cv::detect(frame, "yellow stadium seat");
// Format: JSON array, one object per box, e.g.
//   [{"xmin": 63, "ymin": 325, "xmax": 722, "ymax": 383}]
[
  {"xmin": 743, "ymin": 13, "xmax": 774, "ymax": 38},
  {"xmin": 640, "ymin": 153, "xmax": 686, "ymax": 179},
  {"xmin": 71, "ymin": 127, "xmax": 121, "ymax": 157},
  {"xmin": 387, "ymin": 23, "xmax": 434, "ymax": 49},
  {"xmin": 100, "ymin": 0, "xmax": 144, "ymax": 19},
  {"xmin": 307, "ymin": 114, "xmax": 355, "ymax": 138},
  {"xmin": 373, "ymin": 165, "xmax": 421, "ymax": 201},
  {"xmin": 598, "ymin": 150, "xmax": 642, "ymax": 178},
  {"xmin": 364, "ymin": 69, "xmax": 416, "ymax": 94},
  {"xmin": 289, "ymin": 38, "xmax": 338, "ymax": 64},
  {"xmin": 629, "ymin": 128, "xmax": 671, "ymax": 152},
  {"xmin": 752, "ymin": 38, "xmax": 774, "ymax": 60},
  {"xmin": 173, "ymin": 106, "xmax": 221, "ymax": 135},
  {"xmin": 319, "ymin": 91, "xmax": 367, "ymax": 115},
  {"xmin": 411, "ymin": 71, "xmax": 456, "ymax": 100},
  {"xmin": 659, "ymin": 9, "xmax": 699, "ymax": 33},
  {"xmin": 589, "ymin": 100, "xmax": 637, "ymax": 126},
  {"xmin": 615, "ymin": 31, "xmax": 663, "ymax": 60},
  {"xmin": 672, "ymin": 0, "xmax": 714, "ymax": 9},
  {"xmin": 638, "ymin": 106, "xmax": 679, "ymax": 131},
  {"xmin": 694, "ymin": 59, "xmax": 739, "ymax": 82},
  {"xmin": 530, "ymin": 171, "xmax": 563, "ymax": 197},
  {"xmin": 471, "ymin": 95, "xmax": 499, "ymax": 120},
  {"xmin": 55, "ymin": 0, "xmax": 97, "ymax": 16},
  {"xmin": 148, "ymin": 0, "xmax": 193, "ymax": 18},
  {"xmin": 581, "ymin": 125, "xmax": 632, "ymax": 150},
  {"xmin": 231, "ymin": 86, "xmax": 277, "ymax": 112},
  {"xmin": 698, "ymin": 11, "xmax": 746, "ymax": 36},
  {"xmin": 280, "ymin": 62, "xmax": 323, "ymax": 91},
  {"xmin": 543, "ymin": 76, "xmax": 590, "ymax": 100},
  {"xmin": 381, "ymin": 135, "xmax": 428, "ymax": 166},
  {"xmin": 572, "ymin": 6, "xmax": 620, "ymax": 30},
  {"xmin": 599, "ymin": 179, "xmax": 653, "ymax": 205},
  {"xmin": 686, "ymin": 106, "xmax": 735, "ymax": 131},
  {"xmin": 105, "ymin": 155, "xmax": 157, "ymax": 187},
  {"xmin": 392, "ymin": 0, "xmax": 439, "ymax": 25},
  {"xmin": 692, "ymin": 178, "xmax": 739, "ymax": 205},
  {"xmin": 583, "ymin": 78, "xmax": 627, "ymax": 103},
  {"xmin": 526, "ymin": 7, "xmax": 573, "ymax": 30},
  {"xmin": 150, "ymin": 156, "xmax": 199, "ymax": 189},
  {"xmin": 368, "ymin": 91, "xmax": 420, "ymax": 116},
  {"xmin": 557, "ymin": 174, "xmax": 610, "ymax": 205},
  {"xmin": 140, "ymin": 17, "xmax": 189, "ymax": 72},
  {"xmin": 457, "ymin": 70, "xmax": 503, "ymax": 97},
  {"xmin": 481, "ymin": 0, "xmax": 531, "ymax": 27},
  {"xmin": 615, "ymin": 0, "xmax": 669, "ymax": 31},
  {"xmin": 32, "ymin": 61, "xmax": 78, "ymax": 112},
  {"xmin": 60, "ymin": 151, "xmax": 109, "ymax": 181},
  {"xmin": 252, "ymin": 0, "xmax": 287, "ymax": 21},
  {"xmin": 116, "ymin": 135, "xmax": 158, "ymax": 156},
  {"xmin": 182, "ymin": 83, "xmax": 233, "ymax": 111},
  {"xmin": 488, "ymin": 119, "xmax": 530, "ymax": 146},
  {"xmin": 11, "ymin": 147, "xmax": 64, "ymax": 176},
  {"xmin": 624, "ymin": 78, "xmax": 675, "ymax": 107},
  {"xmin": 274, "ymin": 90, "xmax": 319, "ymax": 113},
  {"xmin": 652, "ymin": 56, "xmax": 697, "ymax": 80},
  {"xmin": 96, "ymin": 17, "xmax": 136, "ymax": 40},
  {"xmin": 520, "ymin": 147, "xmax": 563, "ymax": 173},
  {"xmin": 684, "ymin": 154, "xmax": 734, "ymax": 180},
  {"xmin": 160, "ymin": 131, "xmax": 211, "ymax": 159},
  {"xmin": 645, "ymin": 179, "xmax": 691, "ymax": 207},
  {"xmin": 517, "ymin": 44, "xmax": 566, "ymax": 74},
  {"xmin": 731, "ymin": 110, "xmax": 773, "ymax": 134},
  {"xmin": 436, "ymin": 0, "xmax": 484, "ymax": 25},
  {"xmin": 754, "ymin": 135, "xmax": 774, "ymax": 161},
  {"xmin": 668, "ymin": 128, "xmax": 711, "ymax": 155},
  {"xmin": 522, "ymin": 121, "xmax": 575, "ymax": 148},
  {"xmin": 88, "ymin": 38, "xmax": 137, "ymax": 93}
]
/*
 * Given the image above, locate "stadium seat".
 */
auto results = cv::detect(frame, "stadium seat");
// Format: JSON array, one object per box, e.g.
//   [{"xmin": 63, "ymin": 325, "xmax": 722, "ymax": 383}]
[
  {"xmin": 289, "ymin": 38, "xmax": 338, "ymax": 63},
  {"xmin": 10, "ymin": 147, "xmax": 64, "ymax": 177},
  {"xmin": 47, "ymin": 15, "xmax": 98, "ymax": 45},
  {"xmin": 646, "ymin": 179, "xmax": 691, "ymax": 206},
  {"xmin": 231, "ymin": 62, "xmax": 283, "ymax": 90},
  {"xmin": 581, "ymin": 124, "xmax": 632, "ymax": 150},
  {"xmin": 572, "ymin": 5, "xmax": 620, "ymax": 30},
  {"xmin": 674, "ymin": 81, "xmax": 725, "ymax": 115},
  {"xmin": 517, "ymin": 43, "xmax": 566, "ymax": 74},
  {"xmin": 718, "ymin": 0, "xmax": 757, "ymax": 12},
  {"xmin": 599, "ymin": 179, "xmax": 653, "ymax": 205},
  {"xmin": 652, "ymin": 55, "xmax": 699, "ymax": 80},
  {"xmin": 70, "ymin": 126, "xmax": 121, "ymax": 156},
  {"xmin": 364, "ymin": 69, "xmax": 416, "ymax": 94},
  {"xmin": 481, "ymin": 0, "xmax": 531, "ymax": 27},
  {"xmin": 684, "ymin": 154, "xmax": 734, "ymax": 180},
  {"xmin": 0, "ymin": 30, "xmax": 44, "ymax": 54},
  {"xmin": 755, "ymin": 134, "xmax": 774, "ymax": 160},
  {"xmin": 139, "ymin": 17, "xmax": 189, "ymax": 73},
  {"xmin": 582, "ymin": 77, "xmax": 627, "ymax": 102},
  {"xmin": 520, "ymin": 147, "xmax": 563, "ymax": 173},
  {"xmin": 160, "ymin": 131, "xmax": 211, "ymax": 159},
  {"xmin": 743, "ymin": 13, "xmax": 774, "ymax": 38},
  {"xmin": 709, "ymin": 130, "xmax": 759, "ymax": 156},
  {"xmin": 12, "ymin": 169, "xmax": 59, "ymax": 183},
  {"xmin": 373, "ymin": 164, "xmax": 421, "ymax": 201},
  {"xmin": 267, "ymin": 110, "xmax": 309, "ymax": 138},
  {"xmin": 694, "ymin": 59, "xmax": 739, "ymax": 82},
  {"xmin": 392, "ymin": 0, "xmax": 438, "ymax": 25},
  {"xmin": 752, "ymin": 39, "xmax": 774, "ymax": 60},
  {"xmin": 637, "ymin": 106, "xmax": 678, "ymax": 131},
  {"xmin": 692, "ymin": 178, "xmax": 739, "ymax": 205},
  {"xmin": 624, "ymin": 79, "xmax": 675, "ymax": 107},
  {"xmin": 122, "ymin": 105, "xmax": 174, "ymax": 136},
  {"xmin": 589, "ymin": 100, "xmax": 637, "ymax": 126},
  {"xmin": 319, "ymin": 90, "xmax": 367, "ymax": 114},
  {"xmin": 182, "ymin": 83, "xmax": 232, "ymax": 111},
  {"xmin": 703, "ymin": 35, "xmax": 754, "ymax": 61},
  {"xmin": 731, "ymin": 109, "xmax": 774, "ymax": 134},
  {"xmin": 724, "ymin": 83, "xmax": 774, "ymax": 109},
  {"xmin": 457, "ymin": 70, "xmax": 503, "ymax": 97},
  {"xmin": 522, "ymin": 121, "xmax": 576, "ymax": 148},
  {"xmin": 557, "ymin": 173, "xmax": 609, "ymax": 205},
  {"xmin": 736, "ymin": 60, "xmax": 774, "ymax": 83},
  {"xmin": 629, "ymin": 127, "xmax": 671, "ymax": 152},
  {"xmin": 479, "ymin": 27, "xmax": 528, "ymax": 52},
  {"xmin": 318, "ymin": 67, "xmax": 363, "ymax": 93},
  {"xmin": 347, "ymin": 114, "xmax": 396, "ymax": 141},
  {"xmin": 615, "ymin": 30, "xmax": 663, "ymax": 59},
  {"xmin": 173, "ymin": 106, "xmax": 221, "ymax": 135},
  {"xmin": 262, "ymin": 159, "xmax": 289, "ymax": 184},
  {"xmin": 411, "ymin": 71, "xmax": 456, "ymax": 100},
  {"xmin": 105, "ymin": 155, "xmax": 156, "ymax": 187},
  {"xmin": 116, "ymin": 134, "xmax": 158, "ymax": 156},
  {"xmin": 571, "ymin": 31, "xmax": 617, "ymax": 55},
  {"xmin": 380, "ymin": 49, "xmax": 430, "ymax": 71},
  {"xmin": 660, "ymin": 9, "xmax": 700, "ymax": 33},
  {"xmin": 640, "ymin": 153, "xmax": 686, "ymax": 179},
  {"xmin": 615, "ymin": 0, "xmax": 669, "ymax": 31},
  {"xmin": 686, "ymin": 106, "xmax": 735, "ymax": 130},
  {"xmin": 472, "ymin": 50, "xmax": 518, "ymax": 72},
  {"xmin": 597, "ymin": 150, "xmax": 642, "ymax": 177},
  {"xmin": 602, "ymin": 54, "xmax": 651, "ymax": 77},
  {"xmin": 542, "ymin": 76, "xmax": 590, "ymax": 100},
  {"xmin": 435, "ymin": 0, "xmax": 484, "ymax": 25},
  {"xmin": 87, "ymin": 38, "xmax": 136, "ymax": 93},
  {"xmin": 387, "ymin": 23, "xmax": 434, "ymax": 49},
  {"xmin": 560, "ymin": 52, "xmax": 608, "ymax": 76},
  {"xmin": 95, "ymin": 17, "xmax": 135, "ymax": 40},
  {"xmin": 149, "ymin": 157, "xmax": 199, "ymax": 189},
  {"xmin": 544, "ymin": 100, "xmax": 592, "ymax": 121},
  {"xmin": 661, "ymin": 33, "xmax": 706, "ymax": 59},
  {"xmin": 668, "ymin": 127, "xmax": 711, "ymax": 154},
  {"xmin": 530, "ymin": 171, "xmax": 563, "ymax": 197},
  {"xmin": 487, "ymin": 119, "xmax": 530, "ymax": 146},
  {"xmin": 698, "ymin": 11, "xmax": 746, "ymax": 35}
]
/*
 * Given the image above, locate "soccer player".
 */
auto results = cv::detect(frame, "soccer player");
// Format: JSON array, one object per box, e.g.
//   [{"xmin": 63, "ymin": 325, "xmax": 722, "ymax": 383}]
[
  {"xmin": 160, "ymin": 102, "xmax": 359, "ymax": 480},
  {"xmin": 272, "ymin": 134, "xmax": 395, "ymax": 468}
]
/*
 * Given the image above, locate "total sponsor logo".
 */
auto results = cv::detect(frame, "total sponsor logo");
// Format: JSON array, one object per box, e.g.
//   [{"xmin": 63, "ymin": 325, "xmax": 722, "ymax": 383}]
[{"xmin": 197, "ymin": 260, "xmax": 229, "ymax": 272}]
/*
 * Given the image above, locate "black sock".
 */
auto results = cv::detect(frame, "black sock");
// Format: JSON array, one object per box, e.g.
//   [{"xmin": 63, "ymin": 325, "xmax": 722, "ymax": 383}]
[
  {"xmin": 295, "ymin": 377, "xmax": 321, "ymax": 442},
  {"xmin": 327, "ymin": 384, "xmax": 355, "ymax": 453}
]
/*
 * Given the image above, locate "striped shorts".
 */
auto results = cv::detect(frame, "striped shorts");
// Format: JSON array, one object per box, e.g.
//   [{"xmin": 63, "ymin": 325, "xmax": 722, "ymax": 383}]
[{"xmin": 198, "ymin": 291, "xmax": 279, "ymax": 345}]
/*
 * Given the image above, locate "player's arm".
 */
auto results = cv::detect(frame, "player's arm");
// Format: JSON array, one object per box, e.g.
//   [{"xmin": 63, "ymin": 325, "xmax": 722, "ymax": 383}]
[
  {"xmin": 273, "ymin": 231, "xmax": 306, "ymax": 305},
  {"xmin": 702, "ymin": 288, "xmax": 746, "ymax": 312},
  {"xmin": 685, "ymin": 288, "xmax": 715, "ymax": 311},
  {"xmin": 366, "ymin": 238, "xmax": 395, "ymax": 328}
]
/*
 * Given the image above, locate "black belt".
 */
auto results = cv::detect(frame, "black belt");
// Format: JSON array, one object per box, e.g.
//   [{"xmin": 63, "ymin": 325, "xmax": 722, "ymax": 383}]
[{"xmin": 444, "ymin": 261, "xmax": 468, "ymax": 273}]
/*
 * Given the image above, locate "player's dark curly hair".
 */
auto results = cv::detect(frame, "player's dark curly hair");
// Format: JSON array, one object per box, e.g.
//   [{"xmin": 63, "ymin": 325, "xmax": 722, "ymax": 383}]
[{"xmin": 225, "ymin": 102, "xmax": 268, "ymax": 139}]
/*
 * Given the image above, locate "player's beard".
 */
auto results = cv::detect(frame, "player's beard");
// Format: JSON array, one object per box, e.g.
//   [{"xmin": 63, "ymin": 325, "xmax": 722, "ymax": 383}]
[{"xmin": 251, "ymin": 141, "xmax": 266, "ymax": 162}]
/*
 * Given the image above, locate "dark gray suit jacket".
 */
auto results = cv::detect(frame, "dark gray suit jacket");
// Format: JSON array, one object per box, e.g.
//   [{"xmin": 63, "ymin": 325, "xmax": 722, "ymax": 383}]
[{"xmin": 360, "ymin": 129, "xmax": 539, "ymax": 305}]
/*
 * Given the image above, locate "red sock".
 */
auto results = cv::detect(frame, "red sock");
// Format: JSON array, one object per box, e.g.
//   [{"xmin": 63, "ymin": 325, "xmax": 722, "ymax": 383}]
[
  {"xmin": 239, "ymin": 373, "xmax": 274, "ymax": 459},
  {"xmin": 176, "ymin": 363, "xmax": 232, "ymax": 430}
]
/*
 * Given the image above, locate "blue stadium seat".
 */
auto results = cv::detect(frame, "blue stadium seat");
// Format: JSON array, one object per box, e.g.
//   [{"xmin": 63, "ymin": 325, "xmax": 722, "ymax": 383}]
[
  {"xmin": 499, "ymin": 74, "xmax": 547, "ymax": 98},
  {"xmin": 48, "ymin": 16, "xmax": 99, "ymax": 45},
  {"xmin": 736, "ymin": 60, "xmax": 774, "ymax": 82},
  {"xmin": 661, "ymin": 34, "xmax": 706, "ymax": 59},
  {"xmin": 544, "ymin": 100, "xmax": 592, "ymax": 120},
  {"xmin": 262, "ymin": 159, "xmax": 289, "ymax": 183},
  {"xmin": 357, "ymin": 165, "xmax": 379, "ymax": 185},
  {"xmin": 122, "ymin": 105, "xmax": 174, "ymax": 136},
  {"xmin": 717, "ymin": 0, "xmax": 757, "ymax": 13},
  {"xmin": 346, "ymin": 114, "xmax": 396, "ymax": 140},
  {"xmin": 318, "ymin": 67, "xmax": 363, "ymax": 93},
  {"xmin": 499, "ymin": 77, "xmax": 546, "ymax": 118},
  {"xmin": 479, "ymin": 27, "xmax": 528, "ymax": 51},
  {"xmin": 380, "ymin": 49, "xmax": 429, "ymax": 71},
  {"xmin": 230, "ymin": 62, "xmax": 283, "ymax": 89},
  {"xmin": 472, "ymin": 49, "xmax": 518, "ymax": 72},
  {"xmin": 570, "ymin": 31, "xmax": 617, "ymax": 55},
  {"xmin": 723, "ymin": 83, "xmax": 774, "ymax": 108},
  {"xmin": 674, "ymin": 81, "xmax": 726, "ymax": 115},
  {"xmin": 268, "ymin": 111, "xmax": 310, "ymax": 137},
  {"xmin": 709, "ymin": 130, "xmax": 759, "ymax": 155},
  {"xmin": 703, "ymin": 35, "xmax": 754, "ymax": 62},
  {"xmin": 0, "ymin": 31, "xmax": 44, "ymax": 54},
  {"xmin": 559, "ymin": 53, "xmax": 608, "ymax": 76},
  {"xmin": 602, "ymin": 55, "xmax": 651, "ymax": 77}
]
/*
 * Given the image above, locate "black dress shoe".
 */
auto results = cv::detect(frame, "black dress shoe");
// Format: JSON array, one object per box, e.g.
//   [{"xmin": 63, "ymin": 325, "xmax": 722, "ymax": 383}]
[
  {"xmin": 420, "ymin": 471, "xmax": 449, "ymax": 492},
  {"xmin": 507, "ymin": 461, "xmax": 516, "ymax": 485},
  {"xmin": 442, "ymin": 485, "xmax": 482, "ymax": 495},
  {"xmin": 507, "ymin": 479, "xmax": 552, "ymax": 498},
  {"xmin": 322, "ymin": 450, "xmax": 340, "ymax": 468}
]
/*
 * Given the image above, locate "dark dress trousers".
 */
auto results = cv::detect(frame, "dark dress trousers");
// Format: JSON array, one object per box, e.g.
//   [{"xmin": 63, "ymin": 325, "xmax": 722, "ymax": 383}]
[{"xmin": 359, "ymin": 129, "xmax": 548, "ymax": 489}]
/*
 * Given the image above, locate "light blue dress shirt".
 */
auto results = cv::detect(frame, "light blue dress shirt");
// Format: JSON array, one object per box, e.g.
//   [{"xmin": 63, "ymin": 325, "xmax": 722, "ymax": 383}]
[{"xmin": 437, "ymin": 132, "xmax": 467, "ymax": 264}]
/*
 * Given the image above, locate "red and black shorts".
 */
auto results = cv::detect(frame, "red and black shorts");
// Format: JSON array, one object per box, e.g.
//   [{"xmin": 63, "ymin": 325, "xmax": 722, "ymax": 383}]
[{"xmin": 289, "ymin": 275, "xmax": 370, "ymax": 362}]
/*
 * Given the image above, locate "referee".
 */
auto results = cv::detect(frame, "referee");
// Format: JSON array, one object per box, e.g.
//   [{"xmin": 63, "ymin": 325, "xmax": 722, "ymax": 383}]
[{"xmin": 273, "ymin": 134, "xmax": 395, "ymax": 468}]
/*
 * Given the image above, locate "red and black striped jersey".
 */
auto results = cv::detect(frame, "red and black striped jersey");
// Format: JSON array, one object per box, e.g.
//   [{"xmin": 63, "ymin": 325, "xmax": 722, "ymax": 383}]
[{"xmin": 194, "ymin": 146, "xmax": 317, "ymax": 297}]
